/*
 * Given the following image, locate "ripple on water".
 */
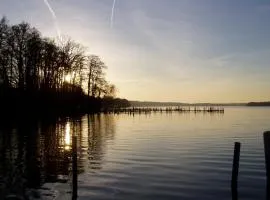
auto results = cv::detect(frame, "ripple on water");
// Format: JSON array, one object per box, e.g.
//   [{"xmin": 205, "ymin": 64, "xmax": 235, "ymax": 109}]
[{"xmin": 1, "ymin": 108, "xmax": 270, "ymax": 200}]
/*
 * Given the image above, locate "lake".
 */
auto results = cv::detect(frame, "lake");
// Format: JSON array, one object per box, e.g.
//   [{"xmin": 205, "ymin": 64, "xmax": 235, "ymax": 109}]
[{"xmin": 0, "ymin": 107, "xmax": 270, "ymax": 200}]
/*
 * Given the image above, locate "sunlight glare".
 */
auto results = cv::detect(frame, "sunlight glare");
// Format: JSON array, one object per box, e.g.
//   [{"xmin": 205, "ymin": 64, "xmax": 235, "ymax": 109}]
[
  {"xmin": 65, "ymin": 122, "xmax": 71, "ymax": 150},
  {"xmin": 65, "ymin": 74, "xmax": 72, "ymax": 83}
]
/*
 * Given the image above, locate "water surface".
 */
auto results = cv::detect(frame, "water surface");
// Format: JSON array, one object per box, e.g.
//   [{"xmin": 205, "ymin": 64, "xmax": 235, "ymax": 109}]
[{"xmin": 0, "ymin": 107, "xmax": 270, "ymax": 200}]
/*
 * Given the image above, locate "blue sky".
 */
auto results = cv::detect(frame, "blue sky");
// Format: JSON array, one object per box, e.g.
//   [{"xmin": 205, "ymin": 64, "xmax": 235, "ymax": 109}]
[{"xmin": 1, "ymin": 0, "xmax": 270, "ymax": 102}]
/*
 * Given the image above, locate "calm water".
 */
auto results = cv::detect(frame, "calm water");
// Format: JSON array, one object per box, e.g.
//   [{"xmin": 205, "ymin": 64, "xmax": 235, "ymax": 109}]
[{"xmin": 0, "ymin": 107, "xmax": 270, "ymax": 200}]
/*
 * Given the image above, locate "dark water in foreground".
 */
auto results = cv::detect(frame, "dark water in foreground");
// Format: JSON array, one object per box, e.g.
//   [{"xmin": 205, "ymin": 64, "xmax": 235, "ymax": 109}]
[{"xmin": 0, "ymin": 107, "xmax": 270, "ymax": 200}]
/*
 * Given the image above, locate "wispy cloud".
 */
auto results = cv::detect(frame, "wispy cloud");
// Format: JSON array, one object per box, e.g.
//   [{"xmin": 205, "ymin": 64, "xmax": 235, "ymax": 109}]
[
  {"xmin": 43, "ymin": 0, "xmax": 61, "ymax": 40},
  {"xmin": 3, "ymin": 0, "xmax": 268, "ymax": 102},
  {"xmin": 110, "ymin": 0, "xmax": 116, "ymax": 29}
]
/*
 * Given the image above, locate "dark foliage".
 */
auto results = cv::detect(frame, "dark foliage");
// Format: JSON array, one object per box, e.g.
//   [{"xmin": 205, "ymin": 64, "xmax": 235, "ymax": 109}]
[
  {"xmin": 247, "ymin": 102, "xmax": 270, "ymax": 106},
  {"xmin": 0, "ymin": 17, "xmax": 130, "ymax": 116}
]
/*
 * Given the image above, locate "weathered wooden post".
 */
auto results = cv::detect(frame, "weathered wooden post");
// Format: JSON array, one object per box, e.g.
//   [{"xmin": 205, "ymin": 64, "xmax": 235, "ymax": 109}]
[
  {"xmin": 264, "ymin": 131, "xmax": 270, "ymax": 199},
  {"xmin": 231, "ymin": 142, "xmax": 241, "ymax": 200},
  {"xmin": 72, "ymin": 136, "xmax": 78, "ymax": 200}
]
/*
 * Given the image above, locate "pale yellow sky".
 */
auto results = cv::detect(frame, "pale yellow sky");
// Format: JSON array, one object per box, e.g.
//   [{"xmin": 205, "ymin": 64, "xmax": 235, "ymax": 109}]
[{"xmin": 2, "ymin": 0, "xmax": 270, "ymax": 103}]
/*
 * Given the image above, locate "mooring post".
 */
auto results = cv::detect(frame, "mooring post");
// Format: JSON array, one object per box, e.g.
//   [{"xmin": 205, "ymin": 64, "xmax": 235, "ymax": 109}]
[
  {"xmin": 72, "ymin": 136, "xmax": 78, "ymax": 200},
  {"xmin": 231, "ymin": 142, "xmax": 241, "ymax": 200},
  {"xmin": 264, "ymin": 131, "xmax": 270, "ymax": 199}
]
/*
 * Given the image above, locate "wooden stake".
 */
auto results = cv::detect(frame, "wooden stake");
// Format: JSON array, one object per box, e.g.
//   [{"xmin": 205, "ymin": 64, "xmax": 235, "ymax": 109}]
[
  {"xmin": 231, "ymin": 142, "xmax": 241, "ymax": 200},
  {"xmin": 72, "ymin": 136, "xmax": 77, "ymax": 200},
  {"xmin": 264, "ymin": 131, "xmax": 270, "ymax": 199}
]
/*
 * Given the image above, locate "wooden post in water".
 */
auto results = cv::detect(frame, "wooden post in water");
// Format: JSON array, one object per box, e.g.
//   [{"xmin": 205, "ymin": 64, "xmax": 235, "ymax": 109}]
[
  {"xmin": 72, "ymin": 136, "xmax": 78, "ymax": 200},
  {"xmin": 231, "ymin": 142, "xmax": 241, "ymax": 200},
  {"xmin": 264, "ymin": 131, "xmax": 270, "ymax": 199}
]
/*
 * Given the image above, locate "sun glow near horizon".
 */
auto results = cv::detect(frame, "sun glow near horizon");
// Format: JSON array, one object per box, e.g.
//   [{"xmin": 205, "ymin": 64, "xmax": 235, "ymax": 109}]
[
  {"xmin": 64, "ymin": 74, "xmax": 72, "ymax": 83},
  {"xmin": 2, "ymin": 0, "xmax": 270, "ymax": 102},
  {"xmin": 64, "ymin": 72, "xmax": 76, "ymax": 83}
]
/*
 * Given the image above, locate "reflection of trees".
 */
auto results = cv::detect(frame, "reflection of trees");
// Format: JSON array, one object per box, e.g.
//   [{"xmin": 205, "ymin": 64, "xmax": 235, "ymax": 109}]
[
  {"xmin": 0, "ymin": 114, "xmax": 116, "ymax": 198},
  {"xmin": 87, "ymin": 114, "xmax": 115, "ymax": 170},
  {"xmin": 42, "ymin": 117, "xmax": 84, "ymax": 182},
  {"xmin": 0, "ymin": 119, "xmax": 41, "ymax": 198},
  {"xmin": 0, "ymin": 117, "xmax": 81, "ymax": 197},
  {"xmin": 42, "ymin": 119, "xmax": 70, "ymax": 183}
]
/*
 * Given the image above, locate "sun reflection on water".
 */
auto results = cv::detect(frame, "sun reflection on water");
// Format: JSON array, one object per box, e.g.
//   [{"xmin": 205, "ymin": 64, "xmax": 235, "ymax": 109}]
[{"xmin": 65, "ymin": 122, "xmax": 71, "ymax": 150}]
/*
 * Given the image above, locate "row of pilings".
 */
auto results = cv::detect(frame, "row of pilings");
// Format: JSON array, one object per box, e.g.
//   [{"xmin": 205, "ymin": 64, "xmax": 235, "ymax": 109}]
[{"xmin": 103, "ymin": 106, "xmax": 225, "ymax": 114}]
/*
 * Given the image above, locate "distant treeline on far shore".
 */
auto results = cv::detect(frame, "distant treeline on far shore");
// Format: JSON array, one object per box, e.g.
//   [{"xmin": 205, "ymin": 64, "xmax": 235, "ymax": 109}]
[
  {"xmin": 130, "ymin": 101, "xmax": 270, "ymax": 107},
  {"xmin": 0, "ymin": 17, "xmax": 130, "ymax": 116},
  {"xmin": 129, "ymin": 101, "xmax": 245, "ymax": 107},
  {"xmin": 247, "ymin": 102, "xmax": 270, "ymax": 106}
]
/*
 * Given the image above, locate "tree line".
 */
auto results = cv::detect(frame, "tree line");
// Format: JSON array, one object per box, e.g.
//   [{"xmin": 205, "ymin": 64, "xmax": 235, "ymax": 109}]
[{"xmin": 0, "ymin": 17, "xmax": 130, "ymax": 115}]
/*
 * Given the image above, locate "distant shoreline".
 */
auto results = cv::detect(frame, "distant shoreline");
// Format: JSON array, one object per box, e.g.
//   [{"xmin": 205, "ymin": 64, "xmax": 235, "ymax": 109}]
[
  {"xmin": 246, "ymin": 102, "xmax": 270, "ymax": 107},
  {"xmin": 130, "ymin": 101, "xmax": 270, "ymax": 107}
]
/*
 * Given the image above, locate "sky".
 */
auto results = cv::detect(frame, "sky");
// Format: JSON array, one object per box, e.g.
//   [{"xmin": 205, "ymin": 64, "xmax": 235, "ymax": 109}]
[{"xmin": 1, "ymin": 0, "xmax": 270, "ymax": 103}]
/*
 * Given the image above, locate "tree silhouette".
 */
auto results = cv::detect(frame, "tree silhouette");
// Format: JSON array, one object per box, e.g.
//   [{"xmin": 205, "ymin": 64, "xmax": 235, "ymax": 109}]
[{"xmin": 0, "ymin": 17, "xmax": 130, "ymax": 114}]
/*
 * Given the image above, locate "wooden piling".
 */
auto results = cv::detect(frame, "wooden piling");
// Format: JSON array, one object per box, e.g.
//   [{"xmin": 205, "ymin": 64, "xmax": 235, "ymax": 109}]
[
  {"xmin": 231, "ymin": 142, "xmax": 241, "ymax": 199},
  {"xmin": 264, "ymin": 131, "xmax": 270, "ymax": 199},
  {"xmin": 72, "ymin": 136, "xmax": 78, "ymax": 200}
]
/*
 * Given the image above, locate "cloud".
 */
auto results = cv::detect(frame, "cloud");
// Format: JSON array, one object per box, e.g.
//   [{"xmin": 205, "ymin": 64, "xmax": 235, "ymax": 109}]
[
  {"xmin": 110, "ymin": 0, "xmax": 116, "ymax": 28},
  {"xmin": 43, "ymin": 0, "xmax": 61, "ymax": 39},
  {"xmin": 2, "ymin": 0, "xmax": 270, "ymax": 102}
]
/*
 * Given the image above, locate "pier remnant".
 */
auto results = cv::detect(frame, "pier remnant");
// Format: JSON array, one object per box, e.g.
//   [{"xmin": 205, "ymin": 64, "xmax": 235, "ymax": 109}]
[{"xmin": 231, "ymin": 142, "xmax": 241, "ymax": 200}]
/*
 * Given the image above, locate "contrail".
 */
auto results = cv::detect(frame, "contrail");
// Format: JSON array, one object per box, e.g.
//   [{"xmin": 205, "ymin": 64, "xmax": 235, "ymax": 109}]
[
  {"xmin": 43, "ymin": 0, "xmax": 62, "ymax": 40},
  {"xmin": 110, "ymin": 0, "xmax": 116, "ymax": 29}
]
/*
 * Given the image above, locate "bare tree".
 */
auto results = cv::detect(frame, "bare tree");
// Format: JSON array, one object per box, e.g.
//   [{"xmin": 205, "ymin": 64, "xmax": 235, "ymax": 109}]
[
  {"xmin": 86, "ymin": 55, "xmax": 107, "ymax": 97},
  {"xmin": 0, "ymin": 17, "xmax": 125, "ymax": 113},
  {"xmin": 0, "ymin": 17, "xmax": 10, "ymax": 87}
]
